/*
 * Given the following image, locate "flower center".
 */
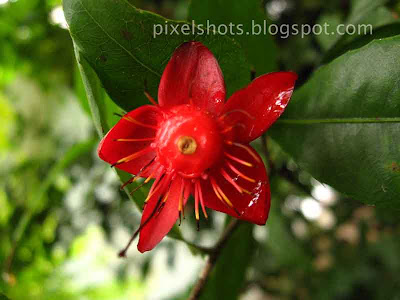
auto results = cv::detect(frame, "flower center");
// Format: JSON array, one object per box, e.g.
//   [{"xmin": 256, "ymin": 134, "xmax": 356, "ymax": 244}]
[
  {"xmin": 177, "ymin": 136, "xmax": 197, "ymax": 155},
  {"xmin": 156, "ymin": 105, "xmax": 223, "ymax": 178}
]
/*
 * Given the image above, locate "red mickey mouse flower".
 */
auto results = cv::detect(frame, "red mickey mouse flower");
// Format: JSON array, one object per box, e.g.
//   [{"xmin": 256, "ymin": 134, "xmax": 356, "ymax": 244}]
[{"xmin": 98, "ymin": 41, "xmax": 297, "ymax": 253}]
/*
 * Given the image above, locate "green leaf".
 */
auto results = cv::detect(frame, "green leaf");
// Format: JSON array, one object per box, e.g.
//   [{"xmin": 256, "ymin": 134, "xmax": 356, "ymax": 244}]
[
  {"xmin": 348, "ymin": 0, "xmax": 392, "ymax": 26},
  {"xmin": 74, "ymin": 63, "xmax": 91, "ymax": 116},
  {"xmin": 63, "ymin": 0, "xmax": 251, "ymax": 112},
  {"xmin": 0, "ymin": 294, "xmax": 11, "ymax": 300},
  {"xmin": 73, "ymin": 58, "xmax": 185, "ymax": 244},
  {"xmin": 201, "ymin": 222, "xmax": 256, "ymax": 300},
  {"xmin": 323, "ymin": 23, "xmax": 400, "ymax": 63},
  {"xmin": 265, "ymin": 196, "xmax": 311, "ymax": 268},
  {"xmin": 323, "ymin": 0, "xmax": 397, "ymax": 62},
  {"xmin": 188, "ymin": 0, "xmax": 277, "ymax": 74},
  {"xmin": 270, "ymin": 35, "xmax": 400, "ymax": 208},
  {"xmin": 74, "ymin": 44, "xmax": 110, "ymax": 135},
  {"xmin": 70, "ymin": 5, "xmax": 187, "ymax": 242},
  {"xmin": 315, "ymin": 13, "xmax": 343, "ymax": 51}
]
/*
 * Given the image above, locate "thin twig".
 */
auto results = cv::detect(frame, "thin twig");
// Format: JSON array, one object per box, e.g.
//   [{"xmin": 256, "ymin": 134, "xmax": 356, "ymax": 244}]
[
  {"xmin": 262, "ymin": 134, "xmax": 312, "ymax": 195},
  {"xmin": 188, "ymin": 219, "xmax": 241, "ymax": 300},
  {"xmin": 261, "ymin": 134, "xmax": 275, "ymax": 174},
  {"xmin": 277, "ymin": 165, "xmax": 312, "ymax": 195}
]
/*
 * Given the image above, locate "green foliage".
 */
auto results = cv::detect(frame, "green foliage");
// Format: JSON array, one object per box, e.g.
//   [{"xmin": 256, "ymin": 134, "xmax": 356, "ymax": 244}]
[
  {"xmin": 323, "ymin": 23, "xmax": 400, "ymax": 63},
  {"xmin": 271, "ymin": 35, "xmax": 400, "ymax": 208},
  {"xmin": 323, "ymin": 0, "xmax": 398, "ymax": 63},
  {"xmin": 63, "ymin": 0, "xmax": 251, "ymax": 112},
  {"xmin": 348, "ymin": 0, "xmax": 393, "ymax": 26},
  {"xmin": 201, "ymin": 222, "xmax": 256, "ymax": 300},
  {"xmin": 74, "ymin": 46, "xmax": 111, "ymax": 136},
  {"xmin": 1, "ymin": 0, "xmax": 400, "ymax": 299}
]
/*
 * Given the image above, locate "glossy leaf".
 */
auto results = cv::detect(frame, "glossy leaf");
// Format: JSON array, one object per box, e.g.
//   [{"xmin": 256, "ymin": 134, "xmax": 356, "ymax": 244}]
[
  {"xmin": 188, "ymin": 0, "xmax": 277, "ymax": 74},
  {"xmin": 270, "ymin": 35, "xmax": 400, "ymax": 208},
  {"xmin": 64, "ymin": 0, "xmax": 251, "ymax": 112},
  {"xmin": 74, "ymin": 50, "xmax": 122, "ymax": 133},
  {"xmin": 74, "ymin": 45, "xmax": 110, "ymax": 135}
]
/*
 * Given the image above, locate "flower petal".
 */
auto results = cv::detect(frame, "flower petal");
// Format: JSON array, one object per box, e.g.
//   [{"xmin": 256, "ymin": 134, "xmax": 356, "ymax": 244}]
[
  {"xmin": 138, "ymin": 176, "xmax": 186, "ymax": 252},
  {"xmin": 97, "ymin": 105, "xmax": 160, "ymax": 175},
  {"xmin": 221, "ymin": 71, "xmax": 297, "ymax": 143},
  {"xmin": 158, "ymin": 41, "xmax": 226, "ymax": 115},
  {"xmin": 201, "ymin": 144, "xmax": 270, "ymax": 225}
]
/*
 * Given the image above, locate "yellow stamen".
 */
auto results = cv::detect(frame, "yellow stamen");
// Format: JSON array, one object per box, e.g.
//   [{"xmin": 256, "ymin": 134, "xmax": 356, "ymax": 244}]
[
  {"xmin": 225, "ymin": 141, "xmax": 261, "ymax": 163},
  {"xmin": 113, "ymin": 147, "xmax": 152, "ymax": 167},
  {"xmin": 123, "ymin": 116, "xmax": 158, "ymax": 130},
  {"xmin": 220, "ymin": 122, "xmax": 246, "ymax": 134},
  {"xmin": 144, "ymin": 91, "xmax": 158, "ymax": 106},
  {"xmin": 144, "ymin": 171, "xmax": 156, "ymax": 184},
  {"xmin": 220, "ymin": 168, "xmax": 252, "ymax": 195},
  {"xmin": 196, "ymin": 181, "xmax": 208, "ymax": 219},
  {"xmin": 210, "ymin": 178, "xmax": 233, "ymax": 208},
  {"xmin": 145, "ymin": 173, "xmax": 166, "ymax": 202},
  {"xmin": 224, "ymin": 152, "xmax": 253, "ymax": 167},
  {"xmin": 121, "ymin": 175, "xmax": 139, "ymax": 190},
  {"xmin": 162, "ymin": 191, "xmax": 169, "ymax": 203},
  {"xmin": 115, "ymin": 138, "xmax": 155, "ymax": 142},
  {"xmin": 226, "ymin": 161, "xmax": 256, "ymax": 183}
]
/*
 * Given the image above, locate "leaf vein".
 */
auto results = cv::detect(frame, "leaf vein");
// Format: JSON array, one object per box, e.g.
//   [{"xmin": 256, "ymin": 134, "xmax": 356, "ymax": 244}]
[
  {"xmin": 276, "ymin": 117, "xmax": 400, "ymax": 125},
  {"xmin": 78, "ymin": 0, "xmax": 161, "ymax": 78}
]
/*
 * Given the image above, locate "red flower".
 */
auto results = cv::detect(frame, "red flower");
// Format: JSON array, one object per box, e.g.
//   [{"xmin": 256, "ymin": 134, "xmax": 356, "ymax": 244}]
[{"xmin": 98, "ymin": 41, "xmax": 297, "ymax": 253}]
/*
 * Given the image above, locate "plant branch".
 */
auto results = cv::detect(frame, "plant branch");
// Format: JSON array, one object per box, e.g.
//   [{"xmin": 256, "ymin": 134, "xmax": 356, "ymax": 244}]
[
  {"xmin": 188, "ymin": 218, "xmax": 241, "ymax": 300},
  {"xmin": 262, "ymin": 134, "xmax": 312, "ymax": 195}
]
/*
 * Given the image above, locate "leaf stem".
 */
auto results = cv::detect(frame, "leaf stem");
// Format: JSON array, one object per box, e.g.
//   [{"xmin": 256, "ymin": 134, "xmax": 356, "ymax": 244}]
[{"xmin": 262, "ymin": 134, "xmax": 312, "ymax": 195}]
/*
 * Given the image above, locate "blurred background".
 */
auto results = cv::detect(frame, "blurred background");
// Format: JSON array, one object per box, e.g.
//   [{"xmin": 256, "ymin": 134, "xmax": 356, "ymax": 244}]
[{"xmin": 1, "ymin": 0, "xmax": 400, "ymax": 299}]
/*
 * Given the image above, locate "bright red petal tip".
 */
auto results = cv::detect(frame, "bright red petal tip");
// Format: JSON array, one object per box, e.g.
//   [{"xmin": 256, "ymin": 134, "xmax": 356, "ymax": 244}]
[
  {"xmin": 137, "ymin": 176, "xmax": 187, "ymax": 253},
  {"xmin": 201, "ymin": 144, "xmax": 270, "ymax": 225},
  {"xmin": 158, "ymin": 41, "xmax": 226, "ymax": 115},
  {"xmin": 221, "ymin": 71, "xmax": 297, "ymax": 143},
  {"xmin": 97, "ymin": 105, "xmax": 160, "ymax": 175}
]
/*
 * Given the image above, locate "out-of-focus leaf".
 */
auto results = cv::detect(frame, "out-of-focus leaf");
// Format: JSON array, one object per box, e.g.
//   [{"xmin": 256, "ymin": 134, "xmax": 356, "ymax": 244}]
[
  {"xmin": 188, "ymin": 0, "xmax": 277, "ymax": 74},
  {"xmin": 323, "ymin": 0, "xmax": 397, "ymax": 62},
  {"xmin": 316, "ymin": 13, "xmax": 343, "ymax": 51},
  {"xmin": 11, "ymin": 139, "xmax": 97, "ymax": 256},
  {"xmin": 64, "ymin": 0, "xmax": 251, "ymax": 112},
  {"xmin": 0, "ymin": 294, "xmax": 11, "ymax": 300},
  {"xmin": 348, "ymin": 0, "xmax": 392, "ymax": 26},
  {"xmin": 323, "ymin": 23, "xmax": 400, "ymax": 63},
  {"xmin": 200, "ymin": 222, "xmax": 256, "ymax": 300},
  {"xmin": 270, "ymin": 35, "xmax": 400, "ymax": 208},
  {"xmin": 267, "ymin": 203, "xmax": 310, "ymax": 267}
]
